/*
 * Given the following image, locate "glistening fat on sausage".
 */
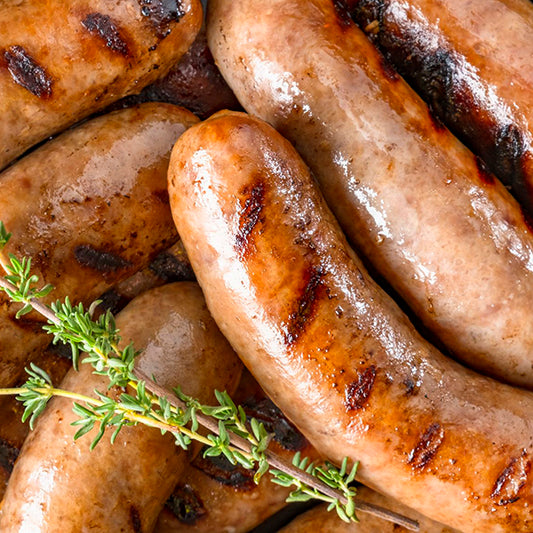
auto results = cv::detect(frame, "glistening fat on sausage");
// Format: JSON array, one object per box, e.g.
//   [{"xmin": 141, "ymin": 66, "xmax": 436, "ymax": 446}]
[
  {"xmin": 207, "ymin": 0, "xmax": 533, "ymax": 389},
  {"xmin": 168, "ymin": 111, "xmax": 533, "ymax": 533},
  {"xmin": 0, "ymin": 282, "xmax": 242, "ymax": 532}
]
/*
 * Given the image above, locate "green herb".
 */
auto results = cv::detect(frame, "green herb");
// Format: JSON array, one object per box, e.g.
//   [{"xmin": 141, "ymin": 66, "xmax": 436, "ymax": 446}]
[{"xmin": 0, "ymin": 224, "xmax": 419, "ymax": 531}]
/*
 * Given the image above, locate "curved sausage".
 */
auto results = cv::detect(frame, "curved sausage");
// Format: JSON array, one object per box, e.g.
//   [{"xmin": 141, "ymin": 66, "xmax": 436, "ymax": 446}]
[
  {"xmin": 155, "ymin": 369, "xmax": 318, "ymax": 533},
  {"xmin": 0, "ymin": 282, "xmax": 242, "ymax": 532},
  {"xmin": 0, "ymin": 0, "xmax": 202, "ymax": 170},
  {"xmin": 279, "ymin": 486, "xmax": 457, "ymax": 532},
  {"xmin": 168, "ymin": 112, "xmax": 533, "ymax": 532},
  {"xmin": 0, "ymin": 102, "xmax": 198, "ymax": 389},
  {"xmin": 207, "ymin": 0, "xmax": 533, "ymax": 388},
  {"xmin": 345, "ymin": 0, "xmax": 533, "ymax": 214}
]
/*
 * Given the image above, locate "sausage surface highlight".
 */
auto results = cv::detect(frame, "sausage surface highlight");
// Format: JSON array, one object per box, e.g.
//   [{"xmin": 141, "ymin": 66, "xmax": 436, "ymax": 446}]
[
  {"xmin": 0, "ymin": 102, "xmax": 198, "ymax": 388},
  {"xmin": 0, "ymin": 282, "xmax": 242, "ymax": 532},
  {"xmin": 345, "ymin": 0, "xmax": 533, "ymax": 214},
  {"xmin": 168, "ymin": 112, "xmax": 533, "ymax": 532},
  {"xmin": 0, "ymin": 0, "xmax": 202, "ymax": 170},
  {"xmin": 207, "ymin": 0, "xmax": 533, "ymax": 388}
]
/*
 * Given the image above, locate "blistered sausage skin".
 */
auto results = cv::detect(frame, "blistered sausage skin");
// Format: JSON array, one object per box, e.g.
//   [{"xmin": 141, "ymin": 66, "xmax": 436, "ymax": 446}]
[
  {"xmin": 0, "ymin": 103, "xmax": 198, "ymax": 389},
  {"xmin": 0, "ymin": 0, "xmax": 202, "ymax": 170},
  {"xmin": 0, "ymin": 282, "xmax": 242, "ymax": 532},
  {"xmin": 168, "ymin": 112, "xmax": 533, "ymax": 532},
  {"xmin": 345, "ymin": 0, "xmax": 533, "ymax": 214},
  {"xmin": 208, "ymin": 0, "xmax": 533, "ymax": 388}
]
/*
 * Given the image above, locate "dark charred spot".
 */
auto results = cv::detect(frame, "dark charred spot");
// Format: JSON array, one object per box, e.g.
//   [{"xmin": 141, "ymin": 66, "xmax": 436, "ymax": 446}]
[
  {"xmin": 0, "ymin": 439, "xmax": 20, "ymax": 474},
  {"xmin": 138, "ymin": 0, "xmax": 185, "ymax": 38},
  {"xmin": 165, "ymin": 484, "xmax": 207, "ymax": 525},
  {"xmin": 235, "ymin": 181, "xmax": 265, "ymax": 255},
  {"xmin": 492, "ymin": 123, "xmax": 528, "ymax": 186},
  {"xmin": 74, "ymin": 245, "xmax": 132, "ymax": 273},
  {"xmin": 283, "ymin": 266, "xmax": 325, "ymax": 345},
  {"xmin": 82, "ymin": 13, "xmax": 130, "ymax": 56},
  {"xmin": 333, "ymin": 0, "xmax": 353, "ymax": 29},
  {"xmin": 403, "ymin": 377, "xmax": 417, "ymax": 396},
  {"xmin": 408, "ymin": 423, "xmax": 444, "ymax": 470},
  {"xmin": 3, "ymin": 45, "xmax": 53, "ymax": 98},
  {"xmin": 149, "ymin": 250, "xmax": 195, "ymax": 282},
  {"xmin": 192, "ymin": 448, "xmax": 255, "ymax": 490},
  {"xmin": 475, "ymin": 156, "xmax": 495, "ymax": 185},
  {"xmin": 376, "ymin": 52, "xmax": 400, "ymax": 82},
  {"xmin": 130, "ymin": 505, "xmax": 143, "ymax": 533},
  {"xmin": 243, "ymin": 397, "xmax": 308, "ymax": 451},
  {"xmin": 491, "ymin": 451, "xmax": 531, "ymax": 506},
  {"xmin": 94, "ymin": 289, "xmax": 130, "ymax": 315},
  {"xmin": 344, "ymin": 365, "xmax": 376, "ymax": 411}
]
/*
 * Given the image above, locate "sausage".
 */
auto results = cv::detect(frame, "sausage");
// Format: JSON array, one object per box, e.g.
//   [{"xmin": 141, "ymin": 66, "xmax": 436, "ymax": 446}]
[
  {"xmin": 0, "ymin": 102, "xmax": 198, "ymax": 390},
  {"xmin": 155, "ymin": 369, "xmax": 318, "ymax": 533},
  {"xmin": 0, "ymin": 282, "xmax": 242, "ymax": 532},
  {"xmin": 279, "ymin": 486, "xmax": 457, "ymax": 532},
  {"xmin": 207, "ymin": 0, "xmax": 533, "ymax": 388},
  {"xmin": 168, "ymin": 111, "xmax": 533, "ymax": 532},
  {"xmin": 0, "ymin": 0, "xmax": 202, "ymax": 170},
  {"xmin": 345, "ymin": 0, "xmax": 533, "ymax": 214}
]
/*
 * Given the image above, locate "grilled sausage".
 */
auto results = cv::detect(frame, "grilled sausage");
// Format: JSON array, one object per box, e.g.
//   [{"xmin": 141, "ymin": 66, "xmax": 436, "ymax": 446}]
[
  {"xmin": 0, "ymin": 282, "xmax": 242, "ymax": 532},
  {"xmin": 168, "ymin": 112, "xmax": 533, "ymax": 532},
  {"xmin": 0, "ymin": 0, "xmax": 202, "ymax": 170},
  {"xmin": 279, "ymin": 486, "xmax": 457, "ymax": 532},
  {"xmin": 207, "ymin": 0, "xmax": 533, "ymax": 388},
  {"xmin": 345, "ymin": 0, "xmax": 533, "ymax": 214},
  {"xmin": 0, "ymin": 102, "xmax": 198, "ymax": 389},
  {"xmin": 155, "ymin": 369, "xmax": 318, "ymax": 533}
]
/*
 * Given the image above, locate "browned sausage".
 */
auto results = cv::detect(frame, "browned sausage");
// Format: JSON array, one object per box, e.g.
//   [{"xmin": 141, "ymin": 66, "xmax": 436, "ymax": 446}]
[
  {"xmin": 0, "ymin": 102, "xmax": 198, "ymax": 389},
  {"xmin": 280, "ymin": 486, "xmax": 458, "ymax": 532},
  {"xmin": 0, "ymin": 282, "xmax": 242, "ymax": 532},
  {"xmin": 207, "ymin": 0, "xmax": 533, "ymax": 389},
  {"xmin": 345, "ymin": 0, "xmax": 533, "ymax": 214},
  {"xmin": 155, "ymin": 369, "xmax": 318, "ymax": 533},
  {"xmin": 168, "ymin": 111, "xmax": 533, "ymax": 532},
  {"xmin": 0, "ymin": 0, "xmax": 202, "ymax": 170}
]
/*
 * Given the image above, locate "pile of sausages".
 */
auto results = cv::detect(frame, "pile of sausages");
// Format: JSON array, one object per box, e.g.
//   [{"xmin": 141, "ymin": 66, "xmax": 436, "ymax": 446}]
[{"xmin": 0, "ymin": 0, "xmax": 532, "ymax": 531}]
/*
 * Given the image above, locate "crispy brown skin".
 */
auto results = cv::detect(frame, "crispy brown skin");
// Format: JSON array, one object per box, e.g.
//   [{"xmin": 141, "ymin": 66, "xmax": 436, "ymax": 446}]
[
  {"xmin": 345, "ymin": 0, "xmax": 533, "ymax": 214},
  {"xmin": 208, "ymin": 0, "xmax": 533, "ymax": 388},
  {"xmin": 280, "ymin": 486, "xmax": 457, "ymax": 532},
  {"xmin": 0, "ymin": 0, "xmax": 202, "ymax": 170},
  {"xmin": 168, "ymin": 112, "xmax": 533, "ymax": 532},
  {"xmin": 0, "ymin": 103, "xmax": 198, "ymax": 389},
  {"xmin": 0, "ymin": 282, "xmax": 242, "ymax": 532}
]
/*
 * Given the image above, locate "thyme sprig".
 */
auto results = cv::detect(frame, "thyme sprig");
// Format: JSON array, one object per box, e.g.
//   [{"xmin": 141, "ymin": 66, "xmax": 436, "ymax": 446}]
[{"xmin": 0, "ymin": 224, "xmax": 419, "ymax": 531}]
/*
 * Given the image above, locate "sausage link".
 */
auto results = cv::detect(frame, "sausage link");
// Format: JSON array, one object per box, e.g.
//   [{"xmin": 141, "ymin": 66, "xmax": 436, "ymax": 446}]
[
  {"xmin": 0, "ymin": 0, "xmax": 202, "ymax": 170},
  {"xmin": 0, "ymin": 282, "xmax": 242, "ymax": 532},
  {"xmin": 0, "ymin": 102, "xmax": 198, "ymax": 388},
  {"xmin": 168, "ymin": 112, "xmax": 533, "ymax": 532},
  {"xmin": 345, "ymin": 0, "xmax": 533, "ymax": 214},
  {"xmin": 207, "ymin": 0, "xmax": 533, "ymax": 388}
]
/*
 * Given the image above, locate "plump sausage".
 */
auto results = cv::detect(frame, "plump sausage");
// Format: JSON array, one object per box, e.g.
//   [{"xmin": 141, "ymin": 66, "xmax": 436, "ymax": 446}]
[
  {"xmin": 279, "ymin": 486, "xmax": 457, "ymax": 532},
  {"xmin": 0, "ymin": 282, "xmax": 242, "ymax": 532},
  {"xmin": 168, "ymin": 112, "xmax": 533, "ymax": 532},
  {"xmin": 155, "ymin": 369, "xmax": 318, "ymax": 533},
  {"xmin": 0, "ymin": 102, "xmax": 198, "ymax": 389},
  {"xmin": 207, "ymin": 0, "xmax": 533, "ymax": 388},
  {"xmin": 345, "ymin": 0, "xmax": 533, "ymax": 214},
  {"xmin": 0, "ymin": 0, "xmax": 202, "ymax": 170}
]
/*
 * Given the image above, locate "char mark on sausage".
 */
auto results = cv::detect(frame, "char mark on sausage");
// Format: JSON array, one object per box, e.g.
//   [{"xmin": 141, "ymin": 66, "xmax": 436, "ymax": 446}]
[
  {"xmin": 82, "ymin": 13, "xmax": 130, "ymax": 56},
  {"xmin": 74, "ymin": 244, "xmax": 132, "ymax": 272},
  {"xmin": 491, "ymin": 451, "xmax": 531, "ymax": 506},
  {"xmin": 165, "ymin": 483, "xmax": 207, "ymax": 524},
  {"xmin": 408, "ymin": 423, "xmax": 445, "ymax": 471}
]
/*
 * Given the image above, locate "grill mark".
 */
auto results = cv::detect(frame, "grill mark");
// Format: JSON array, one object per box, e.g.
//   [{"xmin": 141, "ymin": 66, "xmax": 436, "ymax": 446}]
[
  {"xmin": 283, "ymin": 266, "xmax": 325, "ymax": 345},
  {"xmin": 149, "ymin": 250, "xmax": 195, "ymax": 282},
  {"xmin": 0, "ymin": 439, "xmax": 20, "ymax": 475},
  {"xmin": 3, "ymin": 45, "xmax": 53, "ymax": 98},
  {"xmin": 74, "ymin": 245, "xmax": 132, "ymax": 272},
  {"xmin": 165, "ymin": 484, "xmax": 207, "ymax": 525},
  {"xmin": 82, "ymin": 13, "xmax": 130, "ymax": 56},
  {"xmin": 344, "ymin": 365, "xmax": 376, "ymax": 411},
  {"xmin": 130, "ymin": 505, "xmax": 143, "ymax": 533},
  {"xmin": 408, "ymin": 423, "xmax": 444, "ymax": 470},
  {"xmin": 138, "ymin": 0, "xmax": 185, "ymax": 39},
  {"xmin": 235, "ymin": 182, "xmax": 265, "ymax": 255},
  {"xmin": 491, "ymin": 451, "xmax": 531, "ymax": 506},
  {"xmin": 192, "ymin": 448, "xmax": 255, "ymax": 490}
]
